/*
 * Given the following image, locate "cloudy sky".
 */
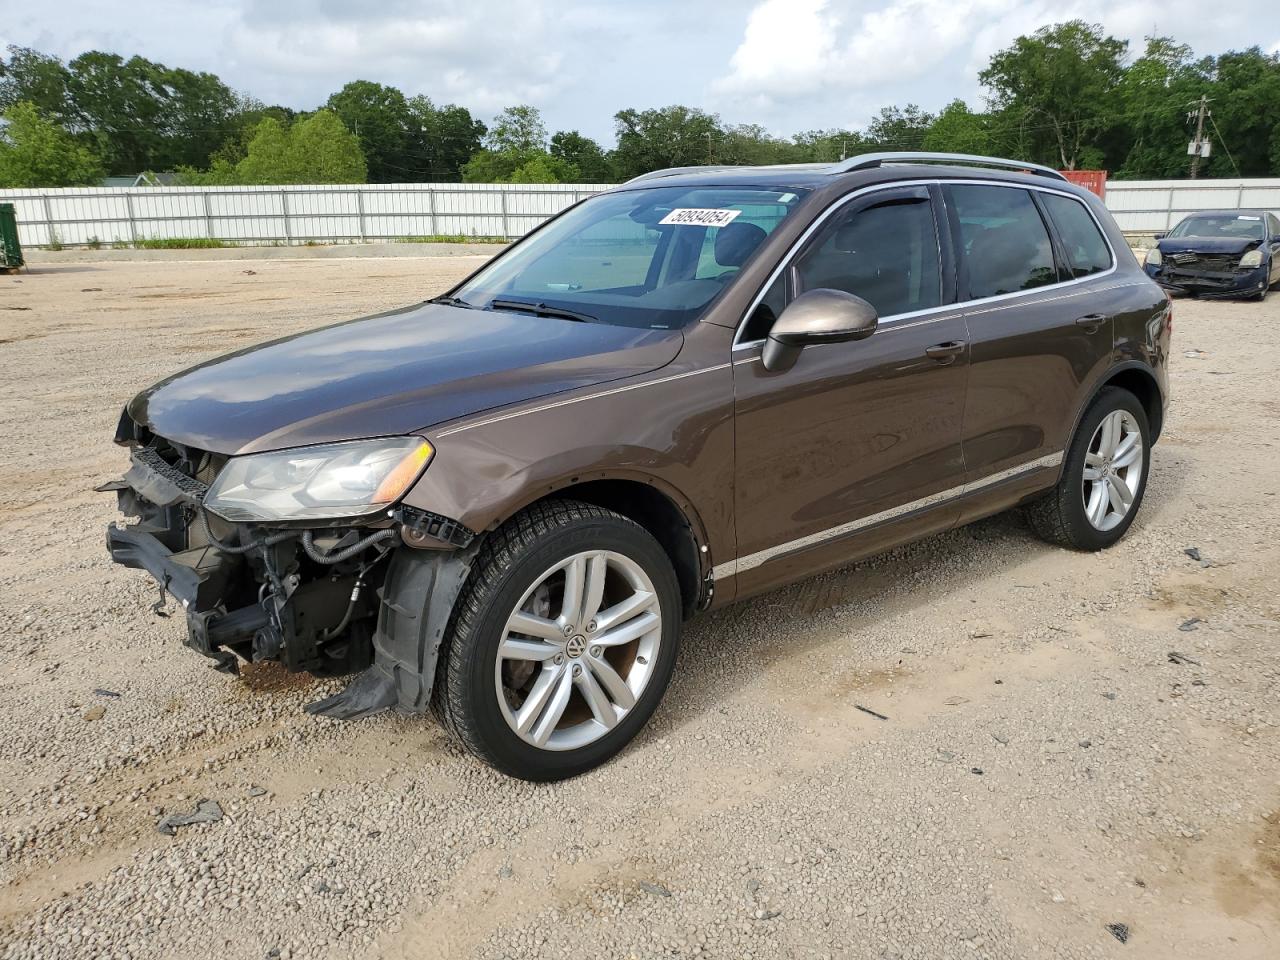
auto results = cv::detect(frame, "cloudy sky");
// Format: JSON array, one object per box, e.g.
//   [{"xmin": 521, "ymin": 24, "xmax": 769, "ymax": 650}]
[{"xmin": 4, "ymin": 0, "xmax": 1275, "ymax": 143}]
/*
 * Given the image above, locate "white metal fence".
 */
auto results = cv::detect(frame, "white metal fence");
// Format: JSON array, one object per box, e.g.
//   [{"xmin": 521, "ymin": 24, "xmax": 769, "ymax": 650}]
[
  {"xmin": 1105, "ymin": 178, "xmax": 1280, "ymax": 233},
  {"xmin": 1, "ymin": 177, "xmax": 1278, "ymax": 248},
  {"xmin": 0, "ymin": 182, "xmax": 612, "ymax": 248}
]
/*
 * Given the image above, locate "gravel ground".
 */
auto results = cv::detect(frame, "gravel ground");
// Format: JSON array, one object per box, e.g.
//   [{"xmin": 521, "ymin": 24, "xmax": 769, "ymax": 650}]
[{"xmin": 1, "ymin": 259, "xmax": 1278, "ymax": 960}]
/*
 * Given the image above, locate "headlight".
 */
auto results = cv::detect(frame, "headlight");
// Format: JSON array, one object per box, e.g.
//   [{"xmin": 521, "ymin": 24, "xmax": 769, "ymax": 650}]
[
  {"xmin": 1239, "ymin": 249, "xmax": 1263, "ymax": 269},
  {"xmin": 1145, "ymin": 248, "xmax": 1162, "ymax": 267},
  {"xmin": 204, "ymin": 437, "xmax": 433, "ymax": 522}
]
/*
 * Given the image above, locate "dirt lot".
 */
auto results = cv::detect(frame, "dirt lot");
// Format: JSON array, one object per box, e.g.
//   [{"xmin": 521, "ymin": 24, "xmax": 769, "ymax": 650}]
[{"xmin": 1, "ymin": 258, "xmax": 1278, "ymax": 960}]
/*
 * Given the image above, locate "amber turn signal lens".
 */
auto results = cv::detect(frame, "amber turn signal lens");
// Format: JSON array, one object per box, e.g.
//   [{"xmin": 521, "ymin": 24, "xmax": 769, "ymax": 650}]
[{"xmin": 371, "ymin": 440, "xmax": 434, "ymax": 503}]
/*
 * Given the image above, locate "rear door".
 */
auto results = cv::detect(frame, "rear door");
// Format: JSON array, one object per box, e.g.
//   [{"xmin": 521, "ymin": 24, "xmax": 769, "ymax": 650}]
[
  {"xmin": 944, "ymin": 183, "xmax": 1117, "ymax": 500},
  {"xmin": 728, "ymin": 185, "xmax": 970, "ymax": 596}
]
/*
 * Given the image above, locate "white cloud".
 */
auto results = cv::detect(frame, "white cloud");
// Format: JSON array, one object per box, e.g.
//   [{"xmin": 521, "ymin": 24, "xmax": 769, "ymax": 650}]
[
  {"xmin": 1, "ymin": 0, "xmax": 1268, "ymax": 142},
  {"xmin": 710, "ymin": 0, "xmax": 1259, "ymax": 131}
]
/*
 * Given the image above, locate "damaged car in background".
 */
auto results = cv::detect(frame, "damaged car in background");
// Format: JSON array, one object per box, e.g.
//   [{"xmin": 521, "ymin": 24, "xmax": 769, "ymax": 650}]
[
  {"xmin": 1143, "ymin": 209, "xmax": 1280, "ymax": 300},
  {"xmin": 106, "ymin": 152, "xmax": 1171, "ymax": 781}
]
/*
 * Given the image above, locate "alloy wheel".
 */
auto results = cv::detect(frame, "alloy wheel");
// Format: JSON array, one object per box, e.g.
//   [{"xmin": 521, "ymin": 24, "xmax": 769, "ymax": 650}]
[
  {"xmin": 495, "ymin": 550, "xmax": 663, "ymax": 751},
  {"xmin": 1081, "ymin": 409, "xmax": 1144, "ymax": 532}
]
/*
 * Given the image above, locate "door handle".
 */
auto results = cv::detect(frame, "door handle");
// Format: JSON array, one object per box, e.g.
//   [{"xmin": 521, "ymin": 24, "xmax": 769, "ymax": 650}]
[
  {"xmin": 924, "ymin": 340, "xmax": 967, "ymax": 363},
  {"xmin": 1075, "ymin": 313, "xmax": 1106, "ymax": 331}
]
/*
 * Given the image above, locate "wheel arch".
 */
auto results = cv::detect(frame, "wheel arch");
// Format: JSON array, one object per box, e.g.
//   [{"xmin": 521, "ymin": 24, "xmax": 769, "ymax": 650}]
[
  {"xmin": 490, "ymin": 472, "xmax": 712, "ymax": 619},
  {"xmin": 1071, "ymin": 361, "xmax": 1165, "ymax": 448}
]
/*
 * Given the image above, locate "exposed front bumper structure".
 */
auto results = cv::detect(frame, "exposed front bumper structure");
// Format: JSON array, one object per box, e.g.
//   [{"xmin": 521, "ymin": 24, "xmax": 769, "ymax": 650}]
[
  {"xmin": 1145, "ymin": 262, "xmax": 1269, "ymax": 299},
  {"xmin": 104, "ymin": 436, "xmax": 477, "ymax": 718},
  {"xmin": 107, "ymin": 521, "xmax": 266, "ymax": 670}
]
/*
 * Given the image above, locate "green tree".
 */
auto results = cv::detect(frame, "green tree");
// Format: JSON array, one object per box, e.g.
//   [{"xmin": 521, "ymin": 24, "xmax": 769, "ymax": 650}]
[
  {"xmin": 0, "ymin": 101, "xmax": 102, "ymax": 187},
  {"xmin": 980, "ymin": 21, "xmax": 1128, "ymax": 170},
  {"xmin": 407, "ymin": 96, "xmax": 485, "ymax": 181},
  {"xmin": 288, "ymin": 110, "xmax": 368, "ymax": 182},
  {"xmin": 486, "ymin": 105, "xmax": 548, "ymax": 153},
  {"xmin": 921, "ymin": 100, "xmax": 997, "ymax": 154},
  {"xmin": 325, "ymin": 80, "xmax": 411, "ymax": 182},
  {"xmin": 63, "ymin": 52, "xmax": 167, "ymax": 173},
  {"xmin": 863, "ymin": 104, "xmax": 935, "ymax": 149},
  {"xmin": 460, "ymin": 147, "xmax": 575, "ymax": 183},
  {"xmin": 0, "ymin": 47, "xmax": 72, "ymax": 121},
  {"xmin": 183, "ymin": 110, "xmax": 365, "ymax": 184},
  {"xmin": 1111, "ymin": 38, "xmax": 1206, "ymax": 178},
  {"xmin": 231, "ymin": 116, "xmax": 292, "ymax": 183},
  {"xmin": 717, "ymin": 123, "xmax": 804, "ymax": 165},
  {"xmin": 791, "ymin": 129, "xmax": 866, "ymax": 163},
  {"xmin": 507, "ymin": 153, "xmax": 577, "ymax": 183},
  {"xmin": 1203, "ymin": 48, "xmax": 1280, "ymax": 176},
  {"xmin": 550, "ymin": 130, "xmax": 614, "ymax": 181},
  {"xmin": 154, "ymin": 65, "xmax": 243, "ymax": 170},
  {"xmin": 611, "ymin": 105, "xmax": 721, "ymax": 179},
  {"xmin": 462, "ymin": 105, "xmax": 577, "ymax": 183}
]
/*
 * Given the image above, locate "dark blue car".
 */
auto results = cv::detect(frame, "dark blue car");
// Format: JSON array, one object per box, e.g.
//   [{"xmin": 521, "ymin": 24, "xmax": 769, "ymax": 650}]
[{"xmin": 1144, "ymin": 209, "xmax": 1280, "ymax": 300}]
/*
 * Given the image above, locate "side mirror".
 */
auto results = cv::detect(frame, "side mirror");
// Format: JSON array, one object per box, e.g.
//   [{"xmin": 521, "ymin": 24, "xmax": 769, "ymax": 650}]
[
  {"xmin": 1152, "ymin": 233, "xmax": 1166, "ymax": 241},
  {"xmin": 761, "ymin": 289, "xmax": 879, "ymax": 372}
]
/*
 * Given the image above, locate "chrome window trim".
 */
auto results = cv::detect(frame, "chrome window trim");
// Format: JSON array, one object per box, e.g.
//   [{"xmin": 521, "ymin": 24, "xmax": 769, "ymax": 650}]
[
  {"xmin": 711, "ymin": 451, "xmax": 1063, "ymax": 580},
  {"xmin": 730, "ymin": 178, "xmax": 1120, "ymax": 351}
]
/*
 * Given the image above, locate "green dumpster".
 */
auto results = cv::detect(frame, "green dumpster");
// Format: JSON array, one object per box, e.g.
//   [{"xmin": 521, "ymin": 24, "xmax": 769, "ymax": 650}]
[{"xmin": 0, "ymin": 203, "xmax": 23, "ymax": 272}]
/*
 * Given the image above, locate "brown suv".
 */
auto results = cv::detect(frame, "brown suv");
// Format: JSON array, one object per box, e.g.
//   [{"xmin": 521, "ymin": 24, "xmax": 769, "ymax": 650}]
[{"xmin": 106, "ymin": 153, "xmax": 1171, "ymax": 780}]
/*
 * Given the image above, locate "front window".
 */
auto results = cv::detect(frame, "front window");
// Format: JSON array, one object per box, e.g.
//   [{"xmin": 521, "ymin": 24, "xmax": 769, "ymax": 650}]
[
  {"xmin": 1168, "ymin": 214, "xmax": 1266, "ymax": 241},
  {"xmin": 451, "ymin": 186, "xmax": 807, "ymax": 329},
  {"xmin": 795, "ymin": 192, "xmax": 942, "ymax": 318}
]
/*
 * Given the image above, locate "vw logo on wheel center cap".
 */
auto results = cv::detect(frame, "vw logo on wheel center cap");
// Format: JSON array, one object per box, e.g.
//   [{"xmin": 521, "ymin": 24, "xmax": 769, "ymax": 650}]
[{"xmin": 566, "ymin": 635, "xmax": 587, "ymax": 657}]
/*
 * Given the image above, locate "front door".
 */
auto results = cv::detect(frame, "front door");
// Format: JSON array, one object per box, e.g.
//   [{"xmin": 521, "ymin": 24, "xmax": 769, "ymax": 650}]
[{"xmin": 728, "ymin": 185, "xmax": 970, "ymax": 599}]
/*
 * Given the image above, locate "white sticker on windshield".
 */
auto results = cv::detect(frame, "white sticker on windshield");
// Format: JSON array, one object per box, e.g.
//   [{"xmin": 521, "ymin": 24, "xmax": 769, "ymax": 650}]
[
  {"xmin": 1237, "ymin": 215, "xmax": 1261, "ymax": 220},
  {"xmin": 659, "ymin": 208, "xmax": 742, "ymax": 228}
]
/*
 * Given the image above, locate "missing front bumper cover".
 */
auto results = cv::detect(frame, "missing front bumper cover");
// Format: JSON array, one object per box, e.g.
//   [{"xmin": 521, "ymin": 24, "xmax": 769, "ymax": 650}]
[{"xmin": 104, "ymin": 452, "xmax": 475, "ymax": 717}]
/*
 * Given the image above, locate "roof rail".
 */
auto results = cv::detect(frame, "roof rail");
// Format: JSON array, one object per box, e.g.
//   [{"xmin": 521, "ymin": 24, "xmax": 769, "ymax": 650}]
[
  {"xmin": 623, "ymin": 162, "xmax": 832, "ymax": 185},
  {"xmin": 623, "ymin": 165, "xmax": 741, "ymax": 185},
  {"xmin": 830, "ymin": 152, "xmax": 1069, "ymax": 182}
]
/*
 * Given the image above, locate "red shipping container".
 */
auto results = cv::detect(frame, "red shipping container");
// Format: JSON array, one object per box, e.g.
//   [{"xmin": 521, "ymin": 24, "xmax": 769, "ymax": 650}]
[{"xmin": 1059, "ymin": 170, "xmax": 1107, "ymax": 198}]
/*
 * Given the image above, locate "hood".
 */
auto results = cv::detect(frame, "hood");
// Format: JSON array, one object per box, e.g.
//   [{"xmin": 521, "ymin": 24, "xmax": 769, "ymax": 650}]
[
  {"xmin": 128, "ymin": 303, "xmax": 683, "ymax": 455},
  {"xmin": 1157, "ymin": 236, "xmax": 1260, "ymax": 256}
]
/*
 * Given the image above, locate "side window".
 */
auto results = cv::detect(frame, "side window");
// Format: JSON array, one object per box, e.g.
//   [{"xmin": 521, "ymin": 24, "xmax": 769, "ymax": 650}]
[
  {"xmin": 741, "ymin": 272, "xmax": 786, "ymax": 342},
  {"xmin": 1269, "ymin": 214, "xmax": 1280, "ymax": 239},
  {"xmin": 1041, "ymin": 193, "xmax": 1113, "ymax": 278},
  {"xmin": 946, "ymin": 185, "xmax": 1058, "ymax": 299},
  {"xmin": 794, "ymin": 195, "xmax": 942, "ymax": 318}
]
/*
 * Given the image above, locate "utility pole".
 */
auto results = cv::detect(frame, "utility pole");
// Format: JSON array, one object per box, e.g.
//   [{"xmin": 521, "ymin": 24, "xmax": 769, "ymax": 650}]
[
  {"xmin": 706, "ymin": 131, "xmax": 714, "ymax": 164},
  {"xmin": 1187, "ymin": 96, "xmax": 1211, "ymax": 179}
]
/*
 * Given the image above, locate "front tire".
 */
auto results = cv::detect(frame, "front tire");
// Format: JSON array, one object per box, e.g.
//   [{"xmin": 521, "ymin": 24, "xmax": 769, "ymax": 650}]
[
  {"xmin": 1027, "ymin": 386, "xmax": 1150, "ymax": 551},
  {"xmin": 434, "ymin": 500, "xmax": 681, "ymax": 781}
]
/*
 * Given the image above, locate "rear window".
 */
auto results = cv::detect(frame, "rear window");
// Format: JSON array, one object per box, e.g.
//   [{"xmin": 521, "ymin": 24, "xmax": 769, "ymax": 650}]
[
  {"xmin": 946, "ymin": 184, "xmax": 1057, "ymax": 300},
  {"xmin": 1041, "ymin": 193, "xmax": 1112, "ymax": 278}
]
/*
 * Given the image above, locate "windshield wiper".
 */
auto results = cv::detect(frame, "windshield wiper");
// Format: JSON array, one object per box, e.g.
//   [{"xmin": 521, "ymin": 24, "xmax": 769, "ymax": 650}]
[
  {"xmin": 429, "ymin": 295, "xmax": 474, "ymax": 309},
  {"xmin": 487, "ymin": 298, "xmax": 597, "ymax": 324}
]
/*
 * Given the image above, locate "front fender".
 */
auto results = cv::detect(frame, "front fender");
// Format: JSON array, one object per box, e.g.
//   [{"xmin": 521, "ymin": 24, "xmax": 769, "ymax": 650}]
[{"xmin": 400, "ymin": 355, "xmax": 739, "ymax": 580}]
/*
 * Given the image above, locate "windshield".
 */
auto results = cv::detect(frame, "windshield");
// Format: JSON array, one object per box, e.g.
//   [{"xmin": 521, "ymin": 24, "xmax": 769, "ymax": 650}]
[
  {"xmin": 1168, "ymin": 214, "xmax": 1265, "ymax": 241},
  {"xmin": 450, "ymin": 185, "xmax": 808, "ymax": 329}
]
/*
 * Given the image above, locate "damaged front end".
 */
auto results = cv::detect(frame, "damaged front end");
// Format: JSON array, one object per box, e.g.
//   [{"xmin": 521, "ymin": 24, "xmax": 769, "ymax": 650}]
[
  {"xmin": 1145, "ymin": 244, "xmax": 1270, "ymax": 299},
  {"xmin": 104, "ymin": 412, "xmax": 475, "ymax": 719}
]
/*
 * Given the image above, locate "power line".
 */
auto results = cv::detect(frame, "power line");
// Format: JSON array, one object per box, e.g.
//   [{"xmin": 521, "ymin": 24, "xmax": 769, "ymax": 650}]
[{"xmin": 1206, "ymin": 108, "xmax": 1241, "ymax": 176}]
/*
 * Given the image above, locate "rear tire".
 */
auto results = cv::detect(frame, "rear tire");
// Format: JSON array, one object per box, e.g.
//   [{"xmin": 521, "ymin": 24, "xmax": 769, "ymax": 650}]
[
  {"xmin": 434, "ymin": 500, "xmax": 681, "ymax": 781},
  {"xmin": 1027, "ymin": 386, "xmax": 1150, "ymax": 551}
]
